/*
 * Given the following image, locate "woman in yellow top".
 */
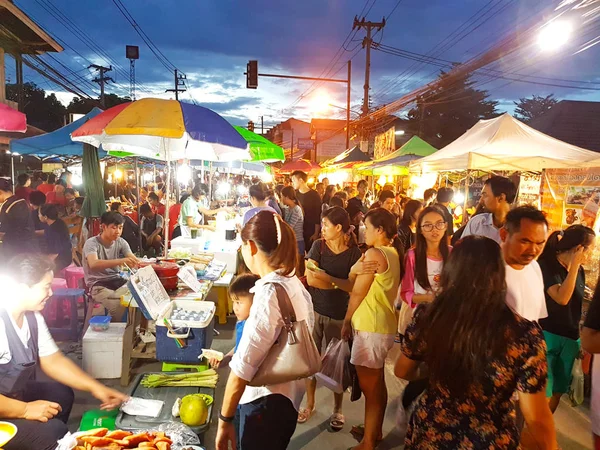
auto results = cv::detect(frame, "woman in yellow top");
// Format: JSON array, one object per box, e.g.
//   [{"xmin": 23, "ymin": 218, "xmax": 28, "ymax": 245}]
[{"xmin": 342, "ymin": 208, "xmax": 404, "ymax": 450}]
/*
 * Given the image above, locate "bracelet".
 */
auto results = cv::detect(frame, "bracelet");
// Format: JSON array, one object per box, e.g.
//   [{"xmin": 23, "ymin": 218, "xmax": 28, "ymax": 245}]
[{"xmin": 219, "ymin": 411, "xmax": 235, "ymax": 423}]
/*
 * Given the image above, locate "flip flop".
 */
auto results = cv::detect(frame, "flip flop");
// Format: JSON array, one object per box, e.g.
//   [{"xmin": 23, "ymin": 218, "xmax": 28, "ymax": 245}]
[
  {"xmin": 297, "ymin": 407, "xmax": 316, "ymax": 424},
  {"xmin": 350, "ymin": 424, "xmax": 383, "ymax": 442},
  {"xmin": 329, "ymin": 412, "xmax": 345, "ymax": 431}
]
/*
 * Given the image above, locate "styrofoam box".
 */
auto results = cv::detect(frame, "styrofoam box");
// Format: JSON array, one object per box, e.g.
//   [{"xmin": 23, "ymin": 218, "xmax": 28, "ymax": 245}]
[
  {"xmin": 157, "ymin": 300, "xmax": 215, "ymax": 329},
  {"xmin": 83, "ymin": 322, "xmax": 127, "ymax": 379}
]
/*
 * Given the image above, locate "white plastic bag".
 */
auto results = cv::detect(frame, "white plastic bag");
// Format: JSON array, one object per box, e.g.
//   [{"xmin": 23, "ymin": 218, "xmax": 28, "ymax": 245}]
[
  {"xmin": 315, "ymin": 338, "xmax": 351, "ymax": 394},
  {"xmin": 570, "ymin": 358, "xmax": 585, "ymax": 406}
]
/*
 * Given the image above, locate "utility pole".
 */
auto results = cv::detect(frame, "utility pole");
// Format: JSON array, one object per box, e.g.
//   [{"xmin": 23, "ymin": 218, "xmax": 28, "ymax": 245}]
[
  {"xmin": 260, "ymin": 116, "xmax": 264, "ymax": 135},
  {"xmin": 346, "ymin": 60, "xmax": 351, "ymax": 149},
  {"xmin": 89, "ymin": 64, "xmax": 114, "ymax": 107},
  {"xmin": 353, "ymin": 17, "xmax": 385, "ymax": 117},
  {"xmin": 165, "ymin": 69, "xmax": 186, "ymax": 100}
]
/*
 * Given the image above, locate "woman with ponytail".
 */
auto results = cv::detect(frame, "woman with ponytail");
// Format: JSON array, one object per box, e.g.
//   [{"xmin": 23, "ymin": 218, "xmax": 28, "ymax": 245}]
[
  {"xmin": 341, "ymin": 207, "xmax": 404, "ymax": 450},
  {"xmin": 298, "ymin": 206, "xmax": 368, "ymax": 429},
  {"xmin": 216, "ymin": 211, "xmax": 314, "ymax": 450},
  {"xmin": 538, "ymin": 224, "xmax": 595, "ymax": 413}
]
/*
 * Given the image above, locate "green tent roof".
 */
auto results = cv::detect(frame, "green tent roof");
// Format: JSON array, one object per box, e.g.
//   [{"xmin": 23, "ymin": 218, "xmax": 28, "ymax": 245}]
[{"xmin": 234, "ymin": 126, "xmax": 285, "ymax": 162}]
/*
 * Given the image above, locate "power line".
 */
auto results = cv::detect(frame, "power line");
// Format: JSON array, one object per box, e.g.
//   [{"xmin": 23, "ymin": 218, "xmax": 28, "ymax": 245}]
[{"xmin": 111, "ymin": 0, "xmax": 176, "ymax": 73}]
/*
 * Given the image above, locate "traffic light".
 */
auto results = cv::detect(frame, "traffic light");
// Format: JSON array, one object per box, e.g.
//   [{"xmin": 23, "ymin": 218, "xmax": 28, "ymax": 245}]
[{"xmin": 247, "ymin": 60, "xmax": 258, "ymax": 89}]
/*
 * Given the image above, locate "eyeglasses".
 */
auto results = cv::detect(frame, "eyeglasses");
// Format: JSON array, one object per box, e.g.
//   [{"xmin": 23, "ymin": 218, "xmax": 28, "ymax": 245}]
[{"xmin": 421, "ymin": 221, "xmax": 447, "ymax": 232}]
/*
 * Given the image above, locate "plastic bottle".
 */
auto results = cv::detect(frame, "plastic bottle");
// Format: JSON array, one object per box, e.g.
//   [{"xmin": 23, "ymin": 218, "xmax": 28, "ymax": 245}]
[{"xmin": 571, "ymin": 358, "xmax": 584, "ymax": 406}]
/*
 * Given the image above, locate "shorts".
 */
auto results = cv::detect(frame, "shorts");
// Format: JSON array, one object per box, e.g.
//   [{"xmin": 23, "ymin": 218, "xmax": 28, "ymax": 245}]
[
  {"xmin": 543, "ymin": 330, "xmax": 580, "ymax": 397},
  {"xmin": 312, "ymin": 311, "xmax": 344, "ymax": 354},
  {"xmin": 350, "ymin": 330, "xmax": 394, "ymax": 369}
]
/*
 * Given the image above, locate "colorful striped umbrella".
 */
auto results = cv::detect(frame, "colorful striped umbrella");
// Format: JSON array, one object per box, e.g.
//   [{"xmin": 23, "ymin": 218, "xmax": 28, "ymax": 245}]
[
  {"xmin": 71, "ymin": 98, "xmax": 249, "ymax": 161},
  {"xmin": 0, "ymin": 103, "xmax": 26, "ymax": 133}
]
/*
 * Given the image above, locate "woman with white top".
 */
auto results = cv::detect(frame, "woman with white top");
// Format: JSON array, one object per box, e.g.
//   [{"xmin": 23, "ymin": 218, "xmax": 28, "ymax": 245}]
[
  {"xmin": 216, "ymin": 210, "xmax": 314, "ymax": 450},
  {"xmin": 398, "ymin": 206, "xmax": 451, "ymax": 412},
  {"xmin": 0, "ymin": 255, "xmax": 127, "ymax": 450}
]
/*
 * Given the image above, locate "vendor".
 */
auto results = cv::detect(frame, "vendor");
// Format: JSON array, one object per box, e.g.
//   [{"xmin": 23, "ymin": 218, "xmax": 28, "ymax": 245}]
[
  {"xmin": 0, "ymin": 255, "xmax": 127, "ymax": 450},
  {"xmin": 0, "ymin": 178, "xmax": 38, "ymax": 262},
  {"xmin": 83, "ymin": 211, "xmax": 139, "ymax": 321},
  {"xmin": 140, "ymin": 203, "xmax": 164, "ymax": 255},
  {"xmin": 178, "ymin": 184, "xmax": 229, "ymax": 238}
]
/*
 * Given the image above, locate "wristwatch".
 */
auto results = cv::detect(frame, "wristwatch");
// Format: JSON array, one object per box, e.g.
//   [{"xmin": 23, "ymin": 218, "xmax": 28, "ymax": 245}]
[{"xmin": 219, "ymin": 411, "xmax": 235, "ymax": 423}]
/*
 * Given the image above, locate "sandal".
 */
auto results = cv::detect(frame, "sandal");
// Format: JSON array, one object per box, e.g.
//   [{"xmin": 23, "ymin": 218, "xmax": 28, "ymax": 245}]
[
  {"xmin": 297, "ymin": 407, "xmax": 316, "ymax": 424},
  {"xmin": 329, "ymin": 412, "xmax": 345, "ymax": 431},
  {"xmin": 350, "ymin": 424, "xmax": 383, "ymax": 442}
]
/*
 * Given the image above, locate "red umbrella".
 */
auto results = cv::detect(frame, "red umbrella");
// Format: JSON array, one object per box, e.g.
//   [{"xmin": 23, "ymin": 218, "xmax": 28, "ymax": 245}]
[
  {"xmin": 277, "ymin": 159, "xmax": 321, "ymax": 174},
  {"xmin": 0, "ymin": 103, "xmax": 26, "ymax": 133}
]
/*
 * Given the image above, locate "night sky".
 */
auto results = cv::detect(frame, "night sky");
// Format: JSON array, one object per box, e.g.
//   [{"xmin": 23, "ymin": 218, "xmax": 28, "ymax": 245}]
[{"xmin": 8, "ymin": 0, "xmax": 600, "ymax": 127}]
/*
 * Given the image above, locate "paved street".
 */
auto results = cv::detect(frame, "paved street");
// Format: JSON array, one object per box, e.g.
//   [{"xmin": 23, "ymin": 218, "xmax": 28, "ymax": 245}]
[{"xmin": 66, "ymin": 319, "xmax": 595, "ymax": 449}]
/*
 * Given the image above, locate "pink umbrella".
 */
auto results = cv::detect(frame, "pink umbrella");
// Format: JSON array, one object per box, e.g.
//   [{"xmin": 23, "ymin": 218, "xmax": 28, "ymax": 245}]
[
  {"xmin": 277, "ymin": 159, "xmax": 321, "ymax": 174},
  {"xmin": 0, "ymin": 103, "xmax": 26, "ymax": 133}
]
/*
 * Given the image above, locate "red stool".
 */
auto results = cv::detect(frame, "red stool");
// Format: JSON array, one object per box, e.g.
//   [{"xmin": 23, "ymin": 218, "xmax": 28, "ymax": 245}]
[
  {"xmin": 43, "ymin": 288, "xmax": 86, "ymax": 341},
  {"xmin": 64, "ymin": 266, "xmax": 85, "ymax": 290}
]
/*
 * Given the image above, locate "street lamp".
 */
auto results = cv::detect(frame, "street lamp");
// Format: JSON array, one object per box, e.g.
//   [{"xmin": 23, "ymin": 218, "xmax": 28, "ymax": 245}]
[
  {"xmin": 538, "ymin": 20, "xmax": 572, "ymax": 51},
  {"xmin": 395, "ymin": 130, "xmax": 405, "ymax": 135}
]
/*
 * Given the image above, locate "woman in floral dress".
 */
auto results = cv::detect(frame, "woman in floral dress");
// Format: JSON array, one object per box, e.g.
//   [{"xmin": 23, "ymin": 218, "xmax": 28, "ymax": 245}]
[{"xmin": 395, "ymin": 235, "xmax": 557, "ymax": 449}]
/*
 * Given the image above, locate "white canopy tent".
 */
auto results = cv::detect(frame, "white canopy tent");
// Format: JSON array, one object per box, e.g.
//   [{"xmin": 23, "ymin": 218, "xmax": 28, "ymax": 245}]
[{"xmin": 410, "ymin": 113, "xmax": 600, "ymax": 173}]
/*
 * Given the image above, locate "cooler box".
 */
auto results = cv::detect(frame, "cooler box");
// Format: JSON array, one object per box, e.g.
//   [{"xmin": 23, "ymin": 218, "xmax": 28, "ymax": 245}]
[
  {"xmin": 82, "ymin": 323, "xmax": 126, "ymax": 379},
  {"xmin": 128, "ymin": 266, "xmax": 216, "ymax": 364},
  {"xmin": 155, "ymin": 300, "xmax": 215, "ymax": 363}
]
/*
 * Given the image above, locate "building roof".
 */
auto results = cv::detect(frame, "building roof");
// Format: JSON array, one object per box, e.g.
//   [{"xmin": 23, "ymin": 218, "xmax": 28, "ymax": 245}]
[
  {"xmin": 0, "ymin": 0, "xmax": 63, "ymax": 54},
  {"xmin": 528, "ymin": 100, "xmax": 600, "ymax": 153},
  {"xmin": 310, "ymin": 118, "xmax": 347, "ymax": 132}
]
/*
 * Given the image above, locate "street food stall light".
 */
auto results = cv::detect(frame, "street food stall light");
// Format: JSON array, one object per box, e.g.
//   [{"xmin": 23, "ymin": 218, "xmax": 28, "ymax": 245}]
[
  {"xmin": 538, "ymin": 20, "xmax": 572, "ymax": 51},
  {"xmin": 217, "ymin": 182, "xmax": 231, "ymax": 196},
  {"xmin": 176, "ymin": 164, "xmax": 192, "ymax": 184},
  {"xmin": 454, "ymin": 192, "xmax": 465, "ymax": 205},
  {"xmin": 395, "ymin": 130, "xmax": 405, "ymax": 136},
  {"xmin": 114, "ymin": 169, "xmax": 123, "ymax": 180},
  {"xmin": 377, "ymin": 175, "xmax": 387, "ymax": 187}
]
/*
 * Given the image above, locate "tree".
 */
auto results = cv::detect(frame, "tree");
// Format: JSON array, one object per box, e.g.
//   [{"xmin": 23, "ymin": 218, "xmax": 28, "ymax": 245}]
[
  {"xmin": 67, "ymin": 93, "xmax": 131, "ymax": 114},
  {"xmin": 405, "ymin": 68, "xmax": 498, "ymax": 148},
  {"xmin": 6, "ymin": 82, "xmax": 67, "ymax": 131},
  {"xmin": 514, "ymin": 94, "xmax": 558, "ymax": 123}
]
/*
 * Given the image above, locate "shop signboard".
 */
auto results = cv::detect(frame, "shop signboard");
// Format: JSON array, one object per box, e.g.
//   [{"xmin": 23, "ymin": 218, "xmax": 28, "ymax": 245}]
[{"xmin": 374, "ymin": 126, "xmax": 395, "ymax": 160}]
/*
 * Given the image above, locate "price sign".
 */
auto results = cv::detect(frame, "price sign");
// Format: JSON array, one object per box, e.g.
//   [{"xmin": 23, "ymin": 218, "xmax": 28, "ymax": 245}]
[{"xmin": 177, "ymin": 265, "xmax": 203, "ymax": 293}]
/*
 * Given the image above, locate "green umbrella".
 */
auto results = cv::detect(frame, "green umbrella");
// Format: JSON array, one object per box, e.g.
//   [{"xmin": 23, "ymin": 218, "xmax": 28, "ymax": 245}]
[
  {"xmin": 234, "ymin": 126, "xmax": 285, "ymax": 162},
  {"xmin": 80, "ymin": 143, "xmax": 106, "ymax": 218}
]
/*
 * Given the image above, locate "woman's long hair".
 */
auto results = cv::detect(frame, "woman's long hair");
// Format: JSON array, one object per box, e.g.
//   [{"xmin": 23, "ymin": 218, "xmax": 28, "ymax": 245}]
[
  {"xmin": 539, "ymin": 224, "xmax": 595, "ymax": 261},
  {"xmin": 414, "ymin": 206, "xmax": 450, "ymax": 291},
  {"xmin": 281, "ymin": 186, "xmax": 300, "ymax": 207},
  {"xmin": 323, "ymin": 185, "xmax": 336, "ymax": 205},
  {"xmin": 365, "ymin": 208, "xmax": 404, "ymax": 278},
  {"xmin": 400, "ymin": 199, "xmax": 422, "ymax": 228},
  {"xmin": 322, "ymin": 206, "xmax": 357, "ymax": 247},
  {"xmin": 418, "ymin": 236, "xmax": 515, "ymax": 397}
]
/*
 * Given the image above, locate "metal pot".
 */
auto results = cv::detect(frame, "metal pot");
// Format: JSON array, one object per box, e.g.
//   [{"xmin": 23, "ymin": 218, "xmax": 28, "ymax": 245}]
[{"xmin": 225, "ymin": 229, "xmax": 237, "ymax": 241}]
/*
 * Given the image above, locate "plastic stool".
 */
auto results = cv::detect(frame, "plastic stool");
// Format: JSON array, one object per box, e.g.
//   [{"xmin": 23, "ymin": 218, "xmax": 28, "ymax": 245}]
[
  {"xmin": 161, "ymin": 361, "xmax": 209, "ymax": 372},
  {"xmin": 43, "ymin": 288, "xmax": 86, "ymax": 342},
  {"xmin": 64, "ymin": 266, "xmax": 85, "ymax": 290}
]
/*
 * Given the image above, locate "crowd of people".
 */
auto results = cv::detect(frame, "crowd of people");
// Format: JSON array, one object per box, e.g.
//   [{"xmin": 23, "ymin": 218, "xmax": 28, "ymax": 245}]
[
  {"xmin": 2, "ymin": 166, "xmax": 600, "ymax": 449},
  {"xmin": 215, "ymin": 170, "xmax": 600, "ymax": 450}
]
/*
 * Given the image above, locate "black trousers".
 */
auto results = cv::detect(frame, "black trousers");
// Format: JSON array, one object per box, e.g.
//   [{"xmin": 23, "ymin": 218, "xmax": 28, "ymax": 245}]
[
  {"xmin": 4, "ymin": 381, "xmax": 74, "ymax": 450},
  {"xmin": 239, "ymin": 394, "xmax": 297, "ymax": 450}
]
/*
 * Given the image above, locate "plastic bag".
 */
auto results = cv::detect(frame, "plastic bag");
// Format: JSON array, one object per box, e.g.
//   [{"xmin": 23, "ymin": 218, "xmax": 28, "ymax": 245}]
[
  {"xmin": 56, "ymin": 421, "xmax": 201, "ymax": 450},
  {"xmin": 569, "ymin": 358, "xmax": 585, "ymax": 406},
  {"xmin": 315, "ymin": 338, "xmax": 351, "ymax": 394}
]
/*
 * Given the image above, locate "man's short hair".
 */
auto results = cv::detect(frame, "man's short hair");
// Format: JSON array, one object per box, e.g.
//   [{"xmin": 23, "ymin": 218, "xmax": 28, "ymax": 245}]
[
  {"xmin": 140, "ymin": 203, "xmax": 152, "ymax": 214},
  {"xmin": 40, "ymin": 204, "xmax": 59, "ymax": 221},
  {"xmin": 101, "ymin": 211, "xmax": 125, "ymax": 226},
  {"xmin": 379, "ymin": 190, "xmax": 395, "ymax": 202},
  {"xmin": 29, "ymin": 190, "xmax": 46, "ymax": 207},
  {"xmin": 229, "ymin": 273, "xmax": 260, "ymax": 299},
  {"xmin": 249, "ymin": 183, "xmax": 267, "ymax": 201},
  {"xmin": 64, "ymin": 188, "xmax": 75, "ymax": 196},
  {"xmin": 75, "ymin": 197, "xmax": 85, "ymax": 206},
  {"xmin": 424, "ymin": 188, "xmax": 437, "ymax": 200},
  {"xmin": 357, "ymin": 180, "xmax": 368, "ymax": 189},
  {"xmin": 148, "ymin": 192, "xmax": 159, "ymax": 202},
  {"xmin": 485, "ymin": 176, "xmax": 517, "ymax": 204},
  {"xmin": 291, "ymin": 170, "xmax": 308, "ymax": 182},
  {"xmin": 110, "ymin": 202, "xmax": 122, "ymax": 212},
  {"xmin": 436, "ymin": 187, "xmax": 454, "ymax": 203},
  {"xmin": 17, "ymin": 173, "xmax": 29, "ymax": 186},
  {"xmin": 504, "ymin": 205, "xmax": 548, "ymax": 234}
]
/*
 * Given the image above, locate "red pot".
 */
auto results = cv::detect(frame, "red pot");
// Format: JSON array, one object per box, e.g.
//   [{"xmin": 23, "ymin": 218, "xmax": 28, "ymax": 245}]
[
  {"xmin": 159, "ymin": 276, "xmax": 179, "ymax": 291},
  {"xmin": 139, "ymin": 261, "xmax": 180, "ymax": 278}
]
